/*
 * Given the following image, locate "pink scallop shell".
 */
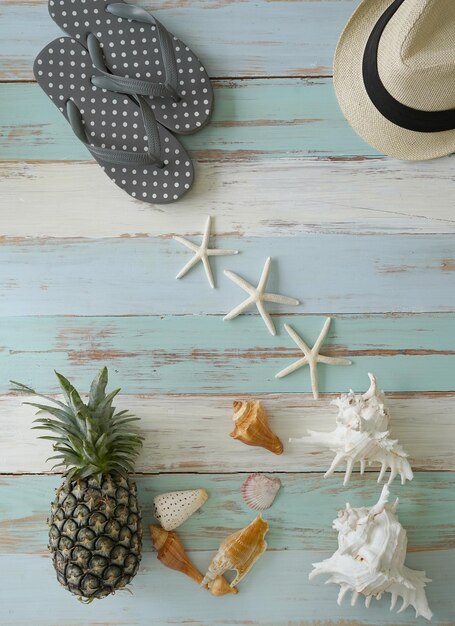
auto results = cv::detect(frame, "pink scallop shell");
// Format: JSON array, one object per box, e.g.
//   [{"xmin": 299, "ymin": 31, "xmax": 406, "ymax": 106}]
[{"xmin": 241, "ymin": 473, "xmax": 281, "ymax": 511}]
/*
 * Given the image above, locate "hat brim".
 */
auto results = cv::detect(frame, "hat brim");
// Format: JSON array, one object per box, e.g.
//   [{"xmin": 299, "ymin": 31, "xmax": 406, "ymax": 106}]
[{"xmin": 334, "ymin": 0, "xmax": 455, "ymax": 161}]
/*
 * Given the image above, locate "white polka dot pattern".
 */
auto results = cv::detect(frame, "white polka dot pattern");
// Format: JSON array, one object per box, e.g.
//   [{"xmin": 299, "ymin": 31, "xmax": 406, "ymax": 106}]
[
  {"xmin": 48, "ymin": 0, "xmax": 214, "ymax": 134},
  {"xmin": 34, "ymin": 37, "xmax": 194, "ymax": 204},
  {"xmin": 153, "ymin": 489, "xmax": 209, "ymax": 531}
]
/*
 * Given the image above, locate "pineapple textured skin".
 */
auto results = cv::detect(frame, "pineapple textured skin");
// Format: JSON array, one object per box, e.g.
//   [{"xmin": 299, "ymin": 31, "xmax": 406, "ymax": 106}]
[
  {"xmin": 49, "ymin": 473, "xmax": 142, "ymax": 599},
  {"xmin": 12, "ymin": 367, "xmax": 145, "ymax": 600}
]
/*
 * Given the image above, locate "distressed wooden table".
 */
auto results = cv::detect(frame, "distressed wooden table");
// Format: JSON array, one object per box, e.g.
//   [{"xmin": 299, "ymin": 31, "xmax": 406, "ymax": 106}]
[{"xmin": 1, "ymin": 1, "xmax": 455, "ymax": 625}]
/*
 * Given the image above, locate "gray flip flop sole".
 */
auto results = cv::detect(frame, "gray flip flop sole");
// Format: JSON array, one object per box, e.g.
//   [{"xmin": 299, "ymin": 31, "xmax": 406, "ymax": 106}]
[
  {"xmin": 48, "ymin": 0, "xmax": 214, "ymax": 135},
  {"xmin": 34, "ymin": 37, "xmax": 194, "ymax": 204}
]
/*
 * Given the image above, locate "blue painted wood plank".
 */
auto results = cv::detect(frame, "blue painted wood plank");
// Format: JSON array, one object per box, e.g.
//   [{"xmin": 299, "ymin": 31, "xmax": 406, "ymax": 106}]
[
  {"xmin": 0, "ymin": 0, "xmax": 358, "ymax": 80},
  {"xmin": 0, "ymin": 81, "xmax": 376, "ymax": 161},
  {"xmin": 2, "ymin": 474, "xmax": 454, "ymax": 554},
  {"xmin": 1, "ymin": 550, "xmax": 453, "ymax": 624},
  {"xmin": 2, "ymin": 314, "xmax": 455, "ymax": 394},
  {"xmin": 1, "ymin": 235, "xmax": 454, "ymax": 315}
]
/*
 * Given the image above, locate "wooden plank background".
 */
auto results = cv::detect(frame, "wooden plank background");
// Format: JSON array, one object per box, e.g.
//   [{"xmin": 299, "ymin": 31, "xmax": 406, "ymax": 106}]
[
  {"xmin": 3, "ymin": 160, "xmax": 455, "ymax": 236},
  {"xmin": 2, "ymin": 238, "xmax": 455, "ymax": 314},
  {"xmin": 0, "ymin": 1, "xmax": 454, "ymax": 625},
  {"xmin": 0, "ymin": 0, "xmax": 359, "ymax": 80},
  {"xmin": 3, "ymin": 394, "xmax": 455, "ymax": 473}
]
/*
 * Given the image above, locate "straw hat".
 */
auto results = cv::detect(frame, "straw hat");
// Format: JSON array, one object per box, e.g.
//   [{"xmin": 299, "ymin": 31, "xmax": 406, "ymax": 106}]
[{"xmin": 334, "ymin": 0, "xmax": 455, "ymax": 160}]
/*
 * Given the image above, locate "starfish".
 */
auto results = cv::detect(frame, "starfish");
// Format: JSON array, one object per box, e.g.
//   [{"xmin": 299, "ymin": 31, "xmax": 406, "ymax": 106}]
[
  {"xmin": 275, "ymin": 317, "xmax": 352, "ymax": 399},
  {"xmin": 173, "ymin": 216, "xmax": 239, "ymax": 288},
  {"xmin": 223, "ymin": 256, "xmax": 300, "ymax": 336}
]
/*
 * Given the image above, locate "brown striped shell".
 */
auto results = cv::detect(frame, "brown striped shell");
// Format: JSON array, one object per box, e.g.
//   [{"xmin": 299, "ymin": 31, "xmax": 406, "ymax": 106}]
[{"xmin": 230, "ymin": 400, "xmax": 283, "ymax": 455}]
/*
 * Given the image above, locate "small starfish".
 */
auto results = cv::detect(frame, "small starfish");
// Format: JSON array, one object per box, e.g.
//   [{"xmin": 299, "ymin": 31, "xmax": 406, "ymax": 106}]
[
  {"xmin": 223, "ymin": 256, "xmax": 300, "ymax": 336},
  {"xmin": 275, "ymin": 317, "xmax": 352, "ymax": 399},
  {"xmin": 173, "ymin": 216, "xmax": 238, "ymax": 288}
]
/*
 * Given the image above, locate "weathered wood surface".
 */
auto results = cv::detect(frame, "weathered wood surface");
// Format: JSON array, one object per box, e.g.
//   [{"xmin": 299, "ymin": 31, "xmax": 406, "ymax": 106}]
[
  {"xmin": 2, "ymin": 474, "xmax": 455, "ymax": 553},
  {"xmin": 0, "ymin": 81, "xmax": 377, "ymax": 161},
  {"xmin": 2, "ymin": 1, "xmax": 455, "ymax": 623},
  {"xmin": 3, "ymin": 159, "xmax": 455, "ymax": 237},
  {"xmin": 1, "ymin": 236, "xmax": 455, "ymax": 315},
  {"xmin": 0, "ymin": 0, "xmax": 357, "ymax": 80},
  {"xmin": 2, "ymin": 393, "xmax": 454, "ymax": 473},
  {"xmin": 2, "ymin": 550, "xmax": 454, "ymax": 625},
  {"xmin": 2, "ymin": 315, "xmax": 455, "ymax": 394}
]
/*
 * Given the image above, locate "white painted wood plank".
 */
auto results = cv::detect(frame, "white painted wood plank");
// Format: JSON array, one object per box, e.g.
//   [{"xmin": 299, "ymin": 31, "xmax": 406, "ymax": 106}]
[
  {"xmin": 2, "ymin": 159, "xmax": 455, "ymax": 238},
  {"xmin": 2, "ymin": 393, "xmax": 454, "ymax": 473}
]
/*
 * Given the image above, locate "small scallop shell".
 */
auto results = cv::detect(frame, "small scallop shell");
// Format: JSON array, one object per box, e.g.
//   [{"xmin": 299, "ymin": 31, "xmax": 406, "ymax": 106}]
[{"xmin": 241, "ymin": 474, "xmax": 281, "ymax": 511}]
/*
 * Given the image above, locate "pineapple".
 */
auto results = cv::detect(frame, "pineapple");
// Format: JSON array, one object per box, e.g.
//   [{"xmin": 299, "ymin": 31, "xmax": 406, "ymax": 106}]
[{"xmin": 13, "ymin": 367, "xmax": 144, "ymax": 600}]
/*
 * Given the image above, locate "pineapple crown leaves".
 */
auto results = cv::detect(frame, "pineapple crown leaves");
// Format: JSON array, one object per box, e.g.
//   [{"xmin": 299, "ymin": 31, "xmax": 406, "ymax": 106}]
[{"xmin": 11, "ymin": 367, "xmax": 144, "ymax": 483}]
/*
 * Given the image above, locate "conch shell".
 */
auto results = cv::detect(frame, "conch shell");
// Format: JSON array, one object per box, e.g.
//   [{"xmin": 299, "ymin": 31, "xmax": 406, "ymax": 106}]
[
  {"xmin": 149, "ymin": 525, "xmax": 237, "ymax": 596},
  {"xmin": 207, "ymin": 575, "xmax": 239, "ymax": 596},
  {"xmin": 309, "ymin": 486, "xmax": 432, "ymax": 621},
  {"xmin": 291, "ymin": 373, "xmax": 413, "ymax": 486},
  {"xmin": 230, "ymin": 400, "xmax": 283, "ymax": 455},
  {"xmin": 202, "ymin": 515, "xmax": 269, "ymax": 588}
]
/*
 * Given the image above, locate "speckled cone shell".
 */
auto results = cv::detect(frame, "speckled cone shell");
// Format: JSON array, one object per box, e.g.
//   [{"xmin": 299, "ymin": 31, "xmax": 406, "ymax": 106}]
[
  {"xmin": 153, "ymin": 489, "xmax": 208, "ymax": 531},
  {"xmin": 230, "ymin": 400, "xmax": 283, "ymax": 455},
  {"xmin": 202, "ymin": 515, "xmax": 269, "ymax": 588},
  {"xmin": 149, "ymin": 525, "xmax": 237, "ymax": 596}
]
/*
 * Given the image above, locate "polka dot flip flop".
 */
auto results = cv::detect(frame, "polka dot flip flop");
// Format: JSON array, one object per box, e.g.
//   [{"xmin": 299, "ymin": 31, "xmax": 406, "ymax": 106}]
[
  {"xmin": 48, "ymin": 0, "xmax": 214, "ymax": 135},
  {"xmin": 34, "ymin": 37, "xmax": 194, "ymax": 204}
]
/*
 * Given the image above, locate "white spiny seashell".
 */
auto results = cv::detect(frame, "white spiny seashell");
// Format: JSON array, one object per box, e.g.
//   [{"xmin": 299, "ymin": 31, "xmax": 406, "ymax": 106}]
[
  {"xmin": 153, "ymin": 489, "xmax": 208, "ymax": 531},
  {"xmin": 310, "ymin": 485, "xmax": 433, "ymax": 621},
  {"xmin": 241, "ymin": 473, "xmax": 281, "ymax": 510},
  {"xmin": 290, "ymin": 373, "xmax": 413, "ymax": 486}
]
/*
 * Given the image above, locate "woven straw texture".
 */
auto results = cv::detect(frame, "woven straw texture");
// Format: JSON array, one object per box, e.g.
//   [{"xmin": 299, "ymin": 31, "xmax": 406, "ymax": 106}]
[{"xmin": 334, "ymin": 0, "xmax": 455, "ymax": 160}]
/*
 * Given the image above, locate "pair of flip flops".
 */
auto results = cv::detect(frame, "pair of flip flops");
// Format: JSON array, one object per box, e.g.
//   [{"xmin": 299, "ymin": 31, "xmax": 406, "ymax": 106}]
[{"xmin": 34, "ymin": 0, "xmax": 214, "ymax": 203}]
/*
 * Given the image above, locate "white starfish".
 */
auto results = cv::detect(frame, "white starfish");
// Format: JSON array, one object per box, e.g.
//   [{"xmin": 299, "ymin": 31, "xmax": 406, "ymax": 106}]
[
  {"xmin": 275, "ymin": 317, "xmax": 352, "ymax": 399},
  {"xmin": 173, "ymin": 216, "xmax": 239, "ymax": 289},
  {"xmin": 223, "ymin": 256, "xmax": 300, "ymax": 336}
]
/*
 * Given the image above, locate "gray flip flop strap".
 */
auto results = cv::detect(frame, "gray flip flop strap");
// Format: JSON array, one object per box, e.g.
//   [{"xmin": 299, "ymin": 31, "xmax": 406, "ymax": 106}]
[
  {"xmin": 66, "ymin": 96, "xmax": 164, "ymax": 167},
  {"xmin": 87, "ymin": 2, "xmax": 180, "ymax": 101}
]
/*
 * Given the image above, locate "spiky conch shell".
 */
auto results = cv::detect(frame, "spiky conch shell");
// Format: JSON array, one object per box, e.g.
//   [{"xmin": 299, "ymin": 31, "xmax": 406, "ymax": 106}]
[
  {"xmin": 290, "ymin": 373, "xmax": 413, "ymax": 486},
  {"xmin": 230, "ymin": 400, "xmax": 283, "ymax": 455},
  {"xmin": 153, "ymin": 489, "xmax": 208, "ymax": 531},
  {"xmin": 309, "ymin": 485, "xmax": 432, "ymax": 621},
  {"xmin": 202, "ymin": 515, "xmax": 269, "ymax": 588},
  {"xmin": 241, "ymin": 473, "xmax": 281, "ymax": 511},
  {"xmin": 149, "ymin": 525, "xmax": 237, "ymax": 596}
]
